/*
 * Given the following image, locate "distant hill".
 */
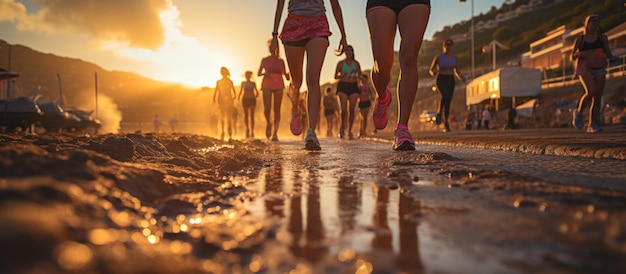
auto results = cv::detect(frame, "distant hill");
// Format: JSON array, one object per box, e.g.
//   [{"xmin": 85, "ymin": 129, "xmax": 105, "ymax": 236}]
[{"xmin": 0, "ymin": 40, "xmax": 212, "ymax": 126}]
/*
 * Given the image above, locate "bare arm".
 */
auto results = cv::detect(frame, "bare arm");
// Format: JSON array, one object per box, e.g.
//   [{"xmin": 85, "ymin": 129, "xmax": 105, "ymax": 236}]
[
  {"xmin": 329, "ymin": 0, "xmax": 347, "ymax": 56},
  {"xmin": 429, "ymin": 55, "xmax": 439, "ymax": 77},
  {"xmin": 213, "ymin": 82, "xmax": 219, "ymax": 103},
  {"xmin": 571, "ymin": 36, "xmax": 582, "ymax": 61},
  {"xmin": 281, "ymin": 59, "xmax": 290, "ymax": 81},
  {"xmin": 237, "ymin": 82, "xmax": 244, "ymax": 100},
  {"xmin": 270, "ymin": 0, "xmax": 285, "ymax": 57},
  {"xmin": 453, "ymin": 55, "xmax": 464, "ymax": 81},
  {"xmin": 230, "ymin": 80, "xmax": 237, "ymax": 99},
  {"xmin": 355, "ymin": 60, "xmax": 362, "ymax": 78},
  {"xmin": 602, "ymin": 34, "xmax": 614, "ymax": 59},
  {"xmin": 258, "ymin": 58, "xmax": 265, "ymax": 77}
]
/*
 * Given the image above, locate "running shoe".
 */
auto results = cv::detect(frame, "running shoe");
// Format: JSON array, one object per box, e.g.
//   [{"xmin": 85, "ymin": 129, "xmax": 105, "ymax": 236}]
[
  {"xmin": 373, "ymin": 88, "xmax": 391, "ymax": 130},
  {"xmin": 393, "ymin": 125, "xmax": 415, "ymax": 151},
  {"xmin": 304, "ymin": 129, "xmax": 321, "ymax": 151},
  {"xmin": 572, "ymin": 110, "xmax": 583, "ymax": 129},
  {"xmin": 290, "ymin": 112, "xmax": 303, "ymax": 136},
  {"xmin": 586, "ymin": 124, "xmax": 602, "ymax": 133}
]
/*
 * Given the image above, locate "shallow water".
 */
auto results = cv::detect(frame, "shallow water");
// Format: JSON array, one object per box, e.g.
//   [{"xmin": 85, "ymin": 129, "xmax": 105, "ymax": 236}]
[{"xmin": 242, "ymin": 139, "xmax": 521, "ymax": 273}]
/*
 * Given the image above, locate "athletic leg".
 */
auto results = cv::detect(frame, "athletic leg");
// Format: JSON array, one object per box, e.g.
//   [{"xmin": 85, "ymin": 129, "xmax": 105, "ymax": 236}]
[
  {"xmin": 366, "ymin": 8, "xmax": 397, "ymax": 100},
  {"xmin": 348, "ymin": 93, "xmax": 359, "ymax": 137},
  {"xmin": 338, "ymin": 92, "xmax": 348, "ymax": 136},
  {"xmin": 304, "ymin": 37, "xmax": 329, "ymax": 132},
  {"xmin": 396, "ymin": 4, "xmax": 430, "ymax": 126}
]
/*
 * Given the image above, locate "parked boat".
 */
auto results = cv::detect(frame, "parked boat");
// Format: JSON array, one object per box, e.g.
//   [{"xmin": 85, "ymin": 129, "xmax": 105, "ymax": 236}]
[
  {"xmin": 64, "ymin": 107, "xmax": 101, "ymax": 134},
  {"xmin": 0, "ymin": 96, "xmax": 42, "ymax": 132},
  {"xmin": 37, "ymin": 102, "xmax": 74, "ymax": 133}
]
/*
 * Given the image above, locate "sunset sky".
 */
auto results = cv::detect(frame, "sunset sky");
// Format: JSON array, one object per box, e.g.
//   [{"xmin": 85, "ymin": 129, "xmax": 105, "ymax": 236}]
[{"xmin": 1, "ymin": 0, "xmax": 506, "ymax": 89}]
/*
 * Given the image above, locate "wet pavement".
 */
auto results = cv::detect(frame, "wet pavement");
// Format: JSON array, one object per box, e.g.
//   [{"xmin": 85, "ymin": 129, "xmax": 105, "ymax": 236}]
[
  {"xmin": 1, "ymin": 127, "xmax": 624, "ymax": 273},
  {"xmin": 240, "ymin": 126, "xmax": 626, "ymax": 273}
]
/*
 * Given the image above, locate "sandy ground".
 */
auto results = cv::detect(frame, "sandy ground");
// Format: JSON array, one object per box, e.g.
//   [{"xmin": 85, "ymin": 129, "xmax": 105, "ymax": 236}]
[
  {"xmin": 1, "ymin": 132, "xmax": 625, "ymax": 273},
  {"xmin": 1, "ymin": 133, "xmax": 276, "ymax": 273}
]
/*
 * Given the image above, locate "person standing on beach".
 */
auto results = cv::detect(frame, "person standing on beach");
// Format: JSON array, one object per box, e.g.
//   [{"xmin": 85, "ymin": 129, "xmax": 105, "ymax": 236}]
[
  {"xmin": 258, "ymin": 40, "xmax": 290, "ymax": 141},
  {"xmin": 153, "ymin": 114, "xmax": 161, "ymax": 133},
  {"xmin": 571, "ymin": 14, "xmax": 615, "ymax": 133},
  {"xmin": 213, "ymin": 67, "xmax": 237, "ymax": 140},
  {"xmin": 334, "ymin": 45, "xmax": 362, "ymax": 139},
  {"xmin": 358, "ymin": 75, "xmax": 375, "ymax": 137},
  {"xmin": 481, "ymin": 106, "xmax": 492, "ymax": 130},
  {"xmin": 429, "ymin": 38, "xmax": 464, "ymax": 132},
  {"xmin": 169, "ymin": 114, "xmax": 178, "ymax": 133},
  {"xmin": 366, "ymin": 0, "xmax": 430, "ymax": 150},
  {"xmin": 238, "ymin": 71, "xmax": 259, "ymax": 138},
  {"xmin": 271, "ymin": 0, "xmax": 348, "ymax": 150}
]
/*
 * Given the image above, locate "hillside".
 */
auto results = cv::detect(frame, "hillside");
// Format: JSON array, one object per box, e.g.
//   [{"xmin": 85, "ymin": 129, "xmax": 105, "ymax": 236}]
[
  {"xmin": 0, "ymin": 40, "xmax": 213, "ymax": 131},
  {"xmin": 418, "ymin": 0, "xmax": 626, "ymax": 76}
]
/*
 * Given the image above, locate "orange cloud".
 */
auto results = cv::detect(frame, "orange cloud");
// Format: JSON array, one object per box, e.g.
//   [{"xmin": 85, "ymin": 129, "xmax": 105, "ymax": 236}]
[
  {"xmin": 4, "ymin": 0, "xmax": 171, "ymax": 49},
  {"xmin": 0, "ymin": 0, "xmax": 27, "ymax": 22}
]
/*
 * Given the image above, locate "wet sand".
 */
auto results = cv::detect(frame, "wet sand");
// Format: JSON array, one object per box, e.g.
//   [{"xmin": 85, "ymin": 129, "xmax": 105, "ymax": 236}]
[{"xmin": 1, "ymin": 132, "xmax": 625, "ymax": 273}]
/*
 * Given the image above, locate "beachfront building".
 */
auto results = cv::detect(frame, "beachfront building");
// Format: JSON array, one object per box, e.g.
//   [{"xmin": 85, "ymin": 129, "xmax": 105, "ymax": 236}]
[{"xmin": 521, "ymin": 22, "xmax": 626, "ymax": 71}]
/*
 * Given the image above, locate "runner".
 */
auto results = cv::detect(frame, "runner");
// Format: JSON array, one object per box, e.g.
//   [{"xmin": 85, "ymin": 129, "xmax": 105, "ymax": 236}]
[
  {"xmin": 270, "ymin": 0, "xmax": 348, "ymax": 150},
  {"xmin": 213, "ymin": 67, "xmax": 237, "ymax": 140},
  {"xmin": 238, "ymin": 71, "xmax": 259, "ymax": 138}
]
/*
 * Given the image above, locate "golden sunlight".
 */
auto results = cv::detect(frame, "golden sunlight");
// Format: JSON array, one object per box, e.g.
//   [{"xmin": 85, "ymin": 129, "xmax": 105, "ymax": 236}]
[{"xmin": 101, "ymin": 3, "xmax": 245, "ymax": 88}]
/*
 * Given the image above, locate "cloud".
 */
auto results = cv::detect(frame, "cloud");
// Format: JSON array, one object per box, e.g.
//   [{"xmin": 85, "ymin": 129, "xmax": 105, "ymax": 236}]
[
  {"xmin": 0, "ymin": 0, "xmax": 27, "ymax": 22},
  {"xmin": 3, "ymin": 0, "xmax": 172, "ymax": 49},
  {"xmin": 2, "ymin": 0, "xmax": 242, "ymax": 87}
]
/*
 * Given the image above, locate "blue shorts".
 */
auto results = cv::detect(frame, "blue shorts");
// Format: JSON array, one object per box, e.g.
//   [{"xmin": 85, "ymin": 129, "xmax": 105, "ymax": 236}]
[{"xmin": 366, "ymin": 0, "xmax": 430, "ymax": 15}]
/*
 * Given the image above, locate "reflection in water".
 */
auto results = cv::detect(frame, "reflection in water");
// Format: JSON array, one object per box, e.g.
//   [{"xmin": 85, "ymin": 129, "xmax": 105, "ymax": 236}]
[
  {"xmin": 372, "ymin": 186, "xmax": 393, "ymax": 250},
  {"xmin": 372, "ymin": 186, "xmax": 424, "ymax": 272},
  {"xmin": 288, "ymin": 162, "xmax": 329, "ymax": 262},
  {"xmin": 251, "ymin": 145, "xmax": 426, "ymax": 272},
  {"xmin": 338, "ymin": 176, "xmax": 361, "ymax": 234},
  {"xmin": 264, "ymin": 162, "xmax": 285, "ymax": 217},
  {"xmin": 397, "ymin": 188, "xmax": 423, "ymax": 272}
]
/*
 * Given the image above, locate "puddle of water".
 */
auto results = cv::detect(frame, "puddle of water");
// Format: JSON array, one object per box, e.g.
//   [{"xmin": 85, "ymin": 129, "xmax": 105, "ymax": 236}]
[{"xmin": 240, "ymin": 139, "xmax": 514, "ymax": 273}]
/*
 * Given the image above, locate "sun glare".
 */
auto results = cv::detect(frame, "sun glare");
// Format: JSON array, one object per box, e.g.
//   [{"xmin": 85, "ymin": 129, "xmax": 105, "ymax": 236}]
[{"xmin": 103, "ymin": 3, "xmax": 245, "ymax": 88}]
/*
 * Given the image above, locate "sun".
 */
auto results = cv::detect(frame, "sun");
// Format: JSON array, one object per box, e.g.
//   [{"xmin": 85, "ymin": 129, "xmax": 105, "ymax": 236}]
[{"xmin": 109, "ymin": 5, "xmax": 246, "ymax": 89}]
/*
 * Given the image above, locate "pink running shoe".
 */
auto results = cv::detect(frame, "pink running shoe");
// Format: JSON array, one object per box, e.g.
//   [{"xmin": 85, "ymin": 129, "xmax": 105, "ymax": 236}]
[
  {"xmin": 373, "ymin": 88, "xmax": 391, "ymax": 130},
  {"xmin": 290, "ymin": 112, "xmax": 303, "ymax": 136},
  {"xmin": 393, "ymin": 125, "xmax": 415, "ymax": 151}
]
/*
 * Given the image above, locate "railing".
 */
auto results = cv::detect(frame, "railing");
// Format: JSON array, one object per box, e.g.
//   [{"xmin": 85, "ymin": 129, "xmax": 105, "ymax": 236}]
[{"xmin": 541, "ymin": 54, "xmax": 626, "ymax": 89}]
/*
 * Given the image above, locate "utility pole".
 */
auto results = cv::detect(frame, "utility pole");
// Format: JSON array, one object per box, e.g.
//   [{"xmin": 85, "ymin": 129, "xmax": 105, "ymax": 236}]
[{"xmin": 460, "ymin": 0, "xmax": 475, "ymax": 79}]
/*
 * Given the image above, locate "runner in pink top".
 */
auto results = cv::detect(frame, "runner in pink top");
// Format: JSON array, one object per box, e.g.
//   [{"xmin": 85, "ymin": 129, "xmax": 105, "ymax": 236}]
[
  {"xmin": 258, "ymin": 40, "xmax": 290, "ymax": 141},
  {"xmin": 271, "ymin": 0, "xmax": 348, "ymax": 150}
]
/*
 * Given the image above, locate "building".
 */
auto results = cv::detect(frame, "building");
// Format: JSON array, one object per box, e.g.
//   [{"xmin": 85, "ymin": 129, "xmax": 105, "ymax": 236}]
[
  {"xmin": 521, "ymin": 21, "xmax": 626, "ymax": 71},
  {"xmin": 605, "ymin": 21, "xmax": 626, "ymax": 56}
]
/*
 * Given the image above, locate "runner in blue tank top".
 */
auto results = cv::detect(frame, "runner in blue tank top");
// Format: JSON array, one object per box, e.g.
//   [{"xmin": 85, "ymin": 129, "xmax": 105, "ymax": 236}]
[{"xmin": 429, "ymin": 39, "xmax": 464, "ymax": 132}]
